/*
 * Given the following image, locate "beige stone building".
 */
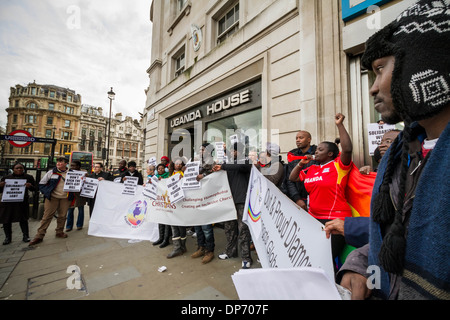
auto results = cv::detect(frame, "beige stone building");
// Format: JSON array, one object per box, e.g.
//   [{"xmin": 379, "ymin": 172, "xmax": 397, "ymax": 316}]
[
  {"xmin": 142, "ymin": 0, "xmax": 414, "ymax": 167},
  {"xmin": 5, "ymin": 81, "xmax": 82, "ymax": 168},
  {"xmin": 107, "ymin": 113, "xmax": 145, "ymax": 171},
  {"xmin": 79, "ymin": 104, "xmax": 107, "ymax": 164}
]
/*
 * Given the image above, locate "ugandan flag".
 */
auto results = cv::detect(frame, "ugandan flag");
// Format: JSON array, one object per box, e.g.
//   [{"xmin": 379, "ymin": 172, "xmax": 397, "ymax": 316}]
[{"xmin": 345, "ymin": 163, "xmax": 376, "ymax": 217}]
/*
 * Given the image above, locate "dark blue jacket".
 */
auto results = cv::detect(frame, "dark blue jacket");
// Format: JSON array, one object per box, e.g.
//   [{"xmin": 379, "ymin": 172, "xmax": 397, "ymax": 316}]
[{"xmin": 39, "ymin": 168, "xmax": 75, "ymax": 201}]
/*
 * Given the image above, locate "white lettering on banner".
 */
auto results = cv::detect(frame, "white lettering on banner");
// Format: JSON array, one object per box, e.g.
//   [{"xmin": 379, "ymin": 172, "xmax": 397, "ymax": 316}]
[{"xmin": 243, "ymin": 166, "xmax": 335, "ymax": 281}]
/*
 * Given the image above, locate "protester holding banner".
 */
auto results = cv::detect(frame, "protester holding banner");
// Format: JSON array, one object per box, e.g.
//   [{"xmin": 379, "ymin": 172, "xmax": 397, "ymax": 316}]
[
  {"xmin": 214, "ymin": 142, "xmax": 253, "ymax": 269},
  {"xmin": 29, "ymin": 157, "xmax": 75, "ymax": 246},
  {"xmin": 289, "ymin": 113, "xmax": 353, "ymax": 273},
  {"xmin": 284, "ymin": 131, "xmax": 317, "ymax": 211},
  {"xmin": 112, "ymin": 159, "xmax": 127, "ymax": 181},
  {"xmin": 152, "ymin": 163, "xmax": 171, "ymax": 248},
  {"xmin": 66, "ymin": 160, "xmax": 87, "ymax": 232},
  {"xmin": 167, "ymin": 158, "xmax": 187, "ymax": 259},
  {"xmin": 156, "ymin": 163, "xmax": 170, "ymax": 180},
  {"xmin": 0, "ymin": 163, "xmax": 36, "ymax": 245},
  {"xmin": 192, "ymin": 143, "xmax": 217, "ymax": 264},
  {"xmin": 87, "ymin": 163, "xmax": 112, "ymax": 217},
  {"xmin": 146, "ymin": 164, "xmax": 156, "ymax": 183},
  {"xmin": 121, "ymin": 161, "xmax": 144, "ymax": 185}
]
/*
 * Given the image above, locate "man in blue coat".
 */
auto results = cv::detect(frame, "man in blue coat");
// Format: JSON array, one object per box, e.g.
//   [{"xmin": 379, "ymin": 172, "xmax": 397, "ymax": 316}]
[{"xmin": 337, "ymin": 0, "xmax": 450, "ymax": 300}]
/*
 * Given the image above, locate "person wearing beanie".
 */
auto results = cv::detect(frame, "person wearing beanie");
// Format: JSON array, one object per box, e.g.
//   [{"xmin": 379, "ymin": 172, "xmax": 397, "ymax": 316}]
[{"xmin": 338, "ymin": 0, "xmax": 450, "ymax": 300}]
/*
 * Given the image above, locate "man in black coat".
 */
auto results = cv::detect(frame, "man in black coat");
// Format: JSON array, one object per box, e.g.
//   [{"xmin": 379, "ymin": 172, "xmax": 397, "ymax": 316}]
[
  {"xmin": 284, "ymin": 130, "xmax": 317, "ymax": 211},
  {"xmin": 213, "ymin": 142, "xmax": 253, "ymax": 269}
]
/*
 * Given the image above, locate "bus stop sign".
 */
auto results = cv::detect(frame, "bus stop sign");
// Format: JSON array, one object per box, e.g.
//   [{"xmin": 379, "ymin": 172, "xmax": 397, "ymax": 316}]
[{"xmin": 2, "ymin": 130, "xmax": 35, "ymax": 148}]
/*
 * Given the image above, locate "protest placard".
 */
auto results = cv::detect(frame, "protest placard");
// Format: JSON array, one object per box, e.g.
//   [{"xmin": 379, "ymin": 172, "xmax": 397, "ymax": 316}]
[
  {"xmin": 181, "ymin": 161, "xmax": 201, "ymax": 190},
  {"xmin": 167, "ymin": 174, "xmax": 184, "ymax": 203},
  {"xmin": 142, "ymin": 180, "xmax": 158, "ymax": 200},
  {"xmin": 1, "ymin": 179, "xmax": 26, "ymax": 202},
  {"xmin": 122, "ymin": 176, "xmax": 138, "ymax": 195},
  {"xmin": 80, "ymin": 177, "xmax": 99, "ymax": 199},
  {"xmin": 63, "ymin": 171, "xmax": 85, "ymax": 192},
  {"xmin": 367, "ymin": 123, "xmax": 396, "ymax": 156}
]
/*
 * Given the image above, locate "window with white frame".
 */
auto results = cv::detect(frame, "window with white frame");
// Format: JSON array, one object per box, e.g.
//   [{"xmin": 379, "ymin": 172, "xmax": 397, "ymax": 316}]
[
  {"xmin": 217, "ymin": 3, "xmax": 239, "ymax": 44},
  {"xmin": 174, "ymin": 48, "xmax": 185, "ymax": 78}
]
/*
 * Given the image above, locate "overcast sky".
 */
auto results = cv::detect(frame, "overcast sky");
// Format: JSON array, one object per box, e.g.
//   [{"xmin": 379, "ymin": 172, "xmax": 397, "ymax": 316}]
[{"xmin": 0, "ymin": 0, "xmax": 153, "ymax": 128}]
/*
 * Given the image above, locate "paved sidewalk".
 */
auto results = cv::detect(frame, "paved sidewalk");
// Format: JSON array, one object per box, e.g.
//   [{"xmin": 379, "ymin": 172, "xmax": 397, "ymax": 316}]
[{"xmin": 0, "ymin": 211, "xmax": 257, "ymax": 300}]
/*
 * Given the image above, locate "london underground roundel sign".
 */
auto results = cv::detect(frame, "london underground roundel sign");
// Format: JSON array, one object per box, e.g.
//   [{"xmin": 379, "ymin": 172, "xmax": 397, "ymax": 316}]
[{"xmin": 6, "ymin": 130, "xmax": 35, "ymax": 148}]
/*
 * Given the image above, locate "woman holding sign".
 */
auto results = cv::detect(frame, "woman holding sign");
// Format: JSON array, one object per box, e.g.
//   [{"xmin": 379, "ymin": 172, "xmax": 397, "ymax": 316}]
[{"xmin": 0, "ymin": 163, "xmax": 36, "ymax": 245}]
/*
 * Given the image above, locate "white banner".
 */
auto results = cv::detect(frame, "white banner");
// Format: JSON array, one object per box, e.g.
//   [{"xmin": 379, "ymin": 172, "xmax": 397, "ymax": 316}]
[
  {"xmin": 243, "ymin": 166, "xmax": 335, "ymax": 280},
  {"xmin": 88, "ymin": 180, "xmax": 159, "ymax": 241},
  {"xmin": 88, "ymin": 171, "xmax": 236, "ymax": 240}
]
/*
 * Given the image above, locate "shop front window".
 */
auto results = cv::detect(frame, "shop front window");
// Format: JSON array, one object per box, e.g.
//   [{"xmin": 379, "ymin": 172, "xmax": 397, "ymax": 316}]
[{"xmin": 206, "ymin": 108, "xmax": 262, "ymax": 155}]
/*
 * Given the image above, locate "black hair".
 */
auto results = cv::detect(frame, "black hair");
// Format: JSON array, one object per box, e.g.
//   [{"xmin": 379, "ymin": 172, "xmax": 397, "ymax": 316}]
[
  {"xmin": 71, "ymin": 160, "xmax": 82, "ymax": 168},
  {"xmin": 128, "ymin": 161, "xmax": 137, "ymax": 167},
  {"xmin": 156, "ymin": 163, "xmax": 165, "ymax": 170},
  {"xmin": 322, "ymin": 141, "xmax": 340, "ymax": 159}
]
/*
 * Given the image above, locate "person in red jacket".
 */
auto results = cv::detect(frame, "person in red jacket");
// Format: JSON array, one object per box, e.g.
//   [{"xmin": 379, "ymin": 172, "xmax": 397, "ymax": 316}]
[{"xmin": 289, "ymin": 113, "xmax": 353, "ymax": 273}]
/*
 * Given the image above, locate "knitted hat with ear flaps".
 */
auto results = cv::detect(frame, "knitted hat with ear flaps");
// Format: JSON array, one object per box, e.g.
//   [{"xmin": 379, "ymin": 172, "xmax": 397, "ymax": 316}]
[
  {"xmin": 363, "ymin": 0, "xmax": 450, "ymax": 275},
  {"xmin": 362, "ymin": 0, "xmax": 450, "ymax": 122}
]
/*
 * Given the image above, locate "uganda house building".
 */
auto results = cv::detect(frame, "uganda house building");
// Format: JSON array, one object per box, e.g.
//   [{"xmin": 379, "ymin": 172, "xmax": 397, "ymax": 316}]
[{"xmin": 143, "ymin": 0, "xmax": 414, "ymax": 167}]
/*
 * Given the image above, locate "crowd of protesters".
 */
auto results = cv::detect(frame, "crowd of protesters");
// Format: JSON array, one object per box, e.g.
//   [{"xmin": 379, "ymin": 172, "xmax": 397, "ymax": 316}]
[{"xmin": 1, "ymin": 0, "xmax": 448, "ymax": 300}]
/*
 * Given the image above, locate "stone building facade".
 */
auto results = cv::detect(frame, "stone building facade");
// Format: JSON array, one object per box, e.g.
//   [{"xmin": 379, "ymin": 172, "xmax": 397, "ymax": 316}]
[
  {"xmin": 5, "ymin": 81, "xmax": 82, "ymax": 168},
  {"xmin": 143, "ymin": 0, "xmax": 414, "ymax": 168}
]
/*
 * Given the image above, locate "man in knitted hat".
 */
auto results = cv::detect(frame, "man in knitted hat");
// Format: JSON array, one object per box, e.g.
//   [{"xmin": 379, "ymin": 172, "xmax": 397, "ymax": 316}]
[{"xmin": 338, "ymin": 0, "xmax": 450, "ymax": 300}]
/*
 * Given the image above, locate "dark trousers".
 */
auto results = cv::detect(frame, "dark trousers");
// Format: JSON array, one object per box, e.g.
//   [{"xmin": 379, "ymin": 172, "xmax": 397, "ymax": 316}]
[
  {"xmin": 194, "ymin": 224, "xmax": 215, "ymax": 252},
  {"xmin": 223, "ymin": 203, "xmax": 252, "ymax": 262}
]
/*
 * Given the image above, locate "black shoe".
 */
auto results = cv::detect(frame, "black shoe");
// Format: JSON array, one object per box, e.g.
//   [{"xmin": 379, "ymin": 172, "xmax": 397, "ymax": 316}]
[
  {"xmin": 152, "ymin": 238, "xmax": 163, "ymax": 246},
  {"xmin": 22, "ymin": 235, "xmax": 30, "ymax": 243},
  {"xmin": 3, "ymin": 237, "xmax": 11, "ymax": 245},
  {"xmin": 159, "ymin": 240, "xmax": 170, "ymax": 248}
]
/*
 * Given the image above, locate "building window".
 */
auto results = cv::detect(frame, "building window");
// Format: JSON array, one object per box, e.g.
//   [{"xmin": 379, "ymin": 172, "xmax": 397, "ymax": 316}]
[
  {"xmin": 25, "ymin": 115, "xmax": 37, "ymax": 123},
  {"xmin": 65, "ymin": 120, "xmax": 71, "ymax": 127},
  {"xmin": 27, "ymin": 103, "xmax": 37, "ymax": 109},
  {"xmin": 44, "ymin": 143, "xmax": 51, "ymax": 154},
  {"xmin": 50, "ymin": 91, "xmax": 55, "ymax": 98},
  {"xmin": 12, "ymin": 115, "xmax": 17, "ymax": 123},
  {"xmin": 48, "ymin": 103, "xmax": 55, "ymax": 111},
  {"xmin": 64, "ymin": 106, "xmax": 74, "ymax": 114},
  {"xmin": 217, "ymin": 3, "xmax": 239, "ymax": 44},
  {"xmin": 178, "ymin": 0, "xmax": 187, "ymax": 11},
  {"xmin": 15, "ymin": 100, "xmax": 19, "ymax": 107},
  {"xmin": 62, "ymin": 131, "xmax": 72, "ymax": 140},
  {"xmin": 67, "ymin": 95, "xmax": 72, "ymax": 102},
  {"xmin": 31, "ymin": 87, "xmax": 37, "ymax": 95},
  {"xmin": 174, "ymin": 48, "xmax": 185, "ymax": 78},
  {"xmin": 47, "ymin": 117, "xmax": 54, "ymax": 125},
  {"xmin": 46, "ymin": 129, "xmax": 52, "ymax": 138}
]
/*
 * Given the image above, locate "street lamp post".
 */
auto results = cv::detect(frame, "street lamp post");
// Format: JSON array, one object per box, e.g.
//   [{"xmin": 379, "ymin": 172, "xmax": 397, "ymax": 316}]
[{"xmin": 106, "ymin": 87, "xmax": 115, "ymax": 171}]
